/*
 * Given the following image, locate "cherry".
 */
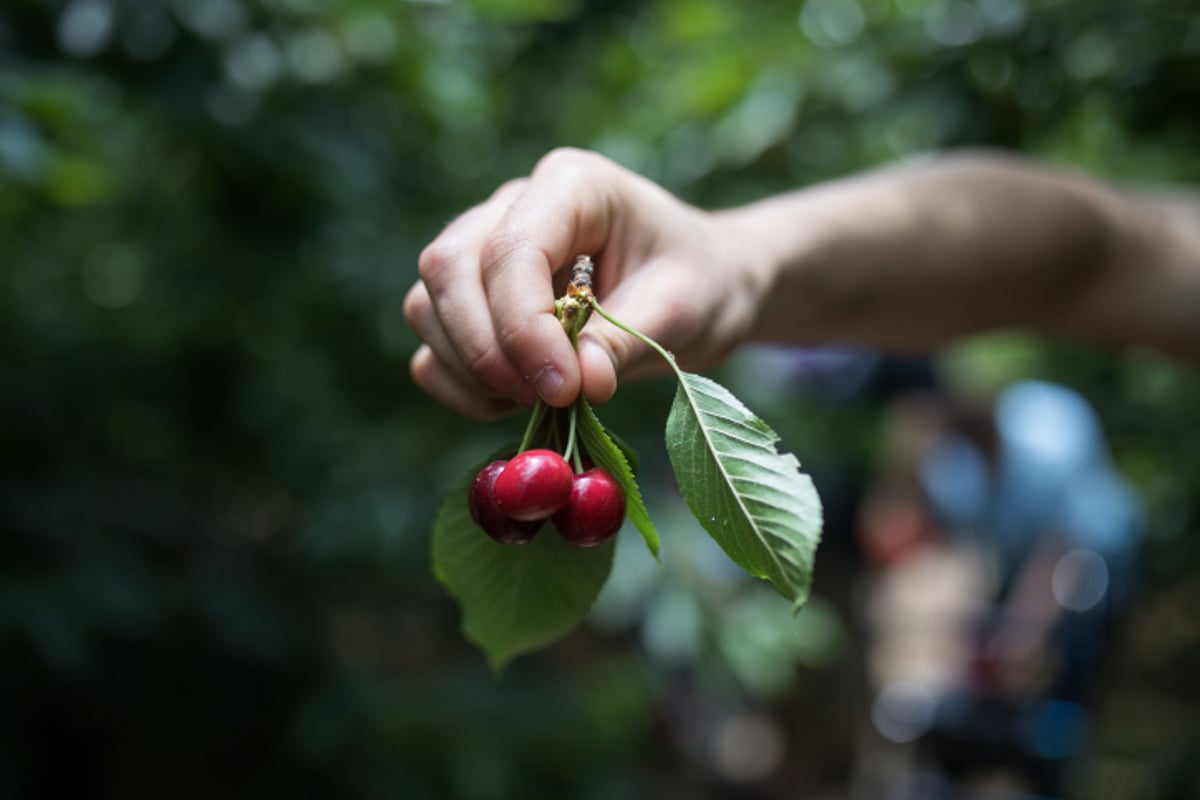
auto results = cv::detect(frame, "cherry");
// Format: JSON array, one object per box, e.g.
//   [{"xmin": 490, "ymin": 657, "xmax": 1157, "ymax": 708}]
[
  {"xmin": 553, "ymin": 467, "xmax": 625, "ymax": 547},
  {"xmin": 469, "ymin": 460, "xmax": 542, "ymax": 545},
  {"xmin": 494, "ymin": 449, "xmax": 574, "ymax": 521}
]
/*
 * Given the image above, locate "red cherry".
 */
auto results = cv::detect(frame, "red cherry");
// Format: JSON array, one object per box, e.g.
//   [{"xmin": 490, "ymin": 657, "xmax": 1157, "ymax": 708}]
[
  {"xmin": 494, "ymin": 449, "xmax": 574, "ymax": 521},
  {"xmin": 553, "ymin": 468, "xmax": 625, "ymax": 547},
  {"xmin": 469, "ymin": 461, "xmax": 542, "ymax": 545}
]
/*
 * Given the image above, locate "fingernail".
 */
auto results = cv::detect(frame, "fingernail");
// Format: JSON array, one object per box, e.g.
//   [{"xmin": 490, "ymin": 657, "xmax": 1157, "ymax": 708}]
[
  {"xmin": 511, "ymin": 378, "xmax": 538, "ymax": 408},
  {"xmin": 534, "ymin": 366, "xmax": 563, "ymax": 402}
]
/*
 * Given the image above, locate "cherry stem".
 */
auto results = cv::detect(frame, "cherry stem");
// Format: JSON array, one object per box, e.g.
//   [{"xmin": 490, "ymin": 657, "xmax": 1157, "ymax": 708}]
[
  {"xmin": 557, "ymin": 277, "xmax": 590, "ymax": 471},
  {"xmin": 565, "ymin": 402, "xmax": 582, "ymax": 472},
  {"xmin": 589, "ymin": 300, "xmax": 682, "ymax": 381},
  {"xmin": 517, "ymin": 400, "xmax": 547, "ymax": 454}
]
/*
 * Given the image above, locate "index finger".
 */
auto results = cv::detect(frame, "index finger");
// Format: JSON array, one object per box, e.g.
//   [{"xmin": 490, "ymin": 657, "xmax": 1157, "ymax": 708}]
[{"xmin": 479, "ymin": 148, "xmax": 622, "ymax": 407}]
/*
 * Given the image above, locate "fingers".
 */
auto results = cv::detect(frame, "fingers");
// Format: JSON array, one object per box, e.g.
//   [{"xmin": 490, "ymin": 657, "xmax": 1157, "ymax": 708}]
[
  {"xmin": 410, "ymin": 344, "xmax": 519, "ymax": 420},
  {"xmin": 407, "ymin": 180, "xmax": 537, "ymax": 412},
  {"xmin": 480, "ymin": 149, "xmax": 624, "ymax": 407},
  {"xmin": 408, "ymin": 147, "xmax": 700, "ymax": 416},
  {"xmin": 405, "ymin": 281, "xmax": 537, "ymax": 416}
]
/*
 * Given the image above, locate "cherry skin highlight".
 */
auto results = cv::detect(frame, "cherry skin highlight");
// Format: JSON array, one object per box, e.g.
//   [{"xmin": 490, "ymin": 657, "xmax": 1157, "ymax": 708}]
[
  {"xmin": 469, "ymin": 460, "xmax": 543, "ymax": 545},
  {"xmin": 494, "ymin": 449, "xmax": 575, "ymax": 521},
  {"xmin": 553, "ymin": 468, "xmax": 625, "ymax": 547}
]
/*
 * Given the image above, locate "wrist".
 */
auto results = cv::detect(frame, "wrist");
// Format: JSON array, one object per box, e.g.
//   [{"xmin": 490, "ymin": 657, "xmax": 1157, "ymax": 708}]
[
  {"xmin": 711, "ymin": 183, "xmax": 860, "ymax": 344},
  {"xmin": 717, "ymin": 163, "xmax": 944, "ymax": 347},
  {"xmin": 707, "ymin": 204, "xmax": 789, "ymax": 344}
]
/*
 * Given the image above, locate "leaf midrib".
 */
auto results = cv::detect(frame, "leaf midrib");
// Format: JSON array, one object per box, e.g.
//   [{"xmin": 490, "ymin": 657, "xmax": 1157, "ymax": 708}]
[{"xmin": 679, "ymin": 375, "xmax": 793, "ymax": 593}]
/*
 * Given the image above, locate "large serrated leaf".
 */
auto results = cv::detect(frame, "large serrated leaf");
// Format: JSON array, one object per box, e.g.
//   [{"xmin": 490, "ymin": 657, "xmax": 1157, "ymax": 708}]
[
  {"xmin": 432, "ymin": 455, "xmax": 615, "ymax": 670},
  {"xmin": 665, "ymin": 372, "xmax": 822, "ymax": 609},
  {"xmin": 575, "ymin": 399, "xmax": 659, "ymax": 557}
]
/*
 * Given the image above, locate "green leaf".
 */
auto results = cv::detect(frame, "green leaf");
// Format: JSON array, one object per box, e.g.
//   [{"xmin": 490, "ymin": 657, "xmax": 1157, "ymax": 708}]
[
  {"xmin": 575, "ymin": 399, "xmax": 660, "ymax": 558},
  {"xmin": 432, "ymin": 454, "xmax": 616, "ymax": 670},
  {"xmin": 665, "ymin": 372, "xmax": 822, "ymax": 609},
  {"xmin": 605, "ymin": 426, "xmax": 639, "ymax": 473}
]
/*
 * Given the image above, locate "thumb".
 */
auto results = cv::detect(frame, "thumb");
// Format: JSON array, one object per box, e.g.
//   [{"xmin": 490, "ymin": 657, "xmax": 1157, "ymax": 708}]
[{"xmin": 576, "ymin": 266, "xmax": 688, "ymax": 404}]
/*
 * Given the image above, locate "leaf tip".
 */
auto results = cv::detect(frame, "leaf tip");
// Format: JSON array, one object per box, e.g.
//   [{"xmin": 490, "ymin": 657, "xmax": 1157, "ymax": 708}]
[
  {"xmin": 486, "ymin": 650, "xmax": 513, "ymax": 677},
  {"xmin": 643, "ymin": 528, "xmax": 661, "ymax": 559}
]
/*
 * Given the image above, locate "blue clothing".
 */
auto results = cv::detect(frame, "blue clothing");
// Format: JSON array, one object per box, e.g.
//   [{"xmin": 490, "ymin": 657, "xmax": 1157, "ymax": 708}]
[{"xmin": 920, "ymin": 380, "xmax": 1143, "ymax": 607}]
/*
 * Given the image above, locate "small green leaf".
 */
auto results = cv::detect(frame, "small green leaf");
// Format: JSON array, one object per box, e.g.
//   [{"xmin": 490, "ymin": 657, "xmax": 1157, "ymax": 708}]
[
  {"xmin": 432, "ymin": 454, "xmax": 615, "ymax": 670},
  {"xmin": 575, "ymin": 399, "xmax": 660, "ymax": 558},
  {"xmin": 665, "ymin": 372, "xmax": 822, "ymax": 609}
]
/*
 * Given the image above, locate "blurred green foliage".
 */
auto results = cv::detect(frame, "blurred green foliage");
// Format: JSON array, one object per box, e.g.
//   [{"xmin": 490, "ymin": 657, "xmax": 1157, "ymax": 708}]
[{"xmin": 2, "ymin": 0, "xmax": 1199, "ymax": 798}]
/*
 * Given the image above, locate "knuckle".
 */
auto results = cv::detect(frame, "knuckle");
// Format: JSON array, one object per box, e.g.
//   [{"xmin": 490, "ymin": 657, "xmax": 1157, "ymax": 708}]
[
  {"xmin": 491, "ymin": 177, "xmax": 529, "ymax": 203},
  {"xmin": 657, "ymin": 292, "xmax": 694, "ymax": 333},
  {"xmin": 534, "ymin": 147, "xmax": 603, "ymax": 180},
  {"xmin": 478, "ymin": 229, "xmax": 529, "ymax": 275},
  {"xmin": 417, "ymin": 240, "xmax": 457, "ymax": 287},
  {"xmin": 495, "ymin": 317, "xmax": 540, "ymax": 363},
  {"xmin": 463, "ymin": 341, "xmax": 508, "ymax": 384}
]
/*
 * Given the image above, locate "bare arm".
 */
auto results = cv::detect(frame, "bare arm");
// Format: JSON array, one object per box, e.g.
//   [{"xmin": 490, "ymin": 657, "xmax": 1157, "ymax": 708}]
[
  {"xmin": 405, "ymin": 149, "xmax": 1200, "ymax": 418},
  {"xmin": 724, "ymin": 152, "xmax": 1200, "ymax": 360}
]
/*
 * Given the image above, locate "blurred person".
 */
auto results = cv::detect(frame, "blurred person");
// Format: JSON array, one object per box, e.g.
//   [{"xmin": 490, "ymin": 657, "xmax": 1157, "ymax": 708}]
[
  {"xmin": 404, "ymin": 148, "xmax": 1200, "ymax": 419},
  {"xmin": 855, "ymin": 381, "xmax": 1143, "ymax": 799}
]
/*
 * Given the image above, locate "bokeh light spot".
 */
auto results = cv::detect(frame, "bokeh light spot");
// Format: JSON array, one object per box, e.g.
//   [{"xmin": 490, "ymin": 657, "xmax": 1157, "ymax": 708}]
[
  {"xmin": 225, "ymin": 34, "xmax": 285, "ymax": 93},
  {"xmin": 57, "ymin": 0, "xmax": 114, "ymax": 58},
  {"xmin": 872, "ymin": 681, "xmax": 937, "ymax": 743},
  {"xmin": 800, "ymin": 0, "xmax": 867, "ymax": 47},
  {"xmin": 925, "ymin": 0, "xmax": 982, "ymax": 47},
  {"xmin": 172, "ymin": 0, "xmax": 246, "ymax": 42},
  {"xmin": 1052, "ymin": 549, "xmax": 1109, "ymax": 613},
  {"xmin": 342, "ymin": 10, "xmax": 399, "ymax": 64},
  {"xmin": 713, "ymin": 715, "xmax": 786, "ymax": 782},
  {"xmin": 286, "ymin": 30, "xmax": 347, "ymax": 84}
]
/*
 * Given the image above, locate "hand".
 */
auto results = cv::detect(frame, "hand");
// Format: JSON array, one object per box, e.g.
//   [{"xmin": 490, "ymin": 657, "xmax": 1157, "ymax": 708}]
[{"xmin": 404, "ymin": 148, "xmax": 768, "ymax": 419}]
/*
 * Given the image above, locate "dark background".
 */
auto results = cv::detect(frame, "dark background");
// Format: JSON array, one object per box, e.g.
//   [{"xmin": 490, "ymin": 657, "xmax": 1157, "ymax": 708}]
[{"xmin": 2, "ymin": 1, "xmax": 1198, "ymax": 798}]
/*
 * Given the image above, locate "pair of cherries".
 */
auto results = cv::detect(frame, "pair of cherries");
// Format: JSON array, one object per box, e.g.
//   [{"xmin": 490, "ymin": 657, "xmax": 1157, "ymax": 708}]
[{"xmin": 469, "ymin": 449, "xmax": 625, "ymax": 547}]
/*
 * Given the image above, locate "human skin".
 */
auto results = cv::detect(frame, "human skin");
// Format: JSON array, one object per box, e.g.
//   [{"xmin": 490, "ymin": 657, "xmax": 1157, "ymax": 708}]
[{"xmin": 403, "ymin": 148, "xmax": 1200, "ymax": 419}]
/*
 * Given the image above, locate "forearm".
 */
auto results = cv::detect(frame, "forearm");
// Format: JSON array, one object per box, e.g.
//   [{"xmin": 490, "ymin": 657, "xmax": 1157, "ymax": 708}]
[{"xmin": 719, "ymin": 151, "xmax": 1200, "ymax": 359}]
